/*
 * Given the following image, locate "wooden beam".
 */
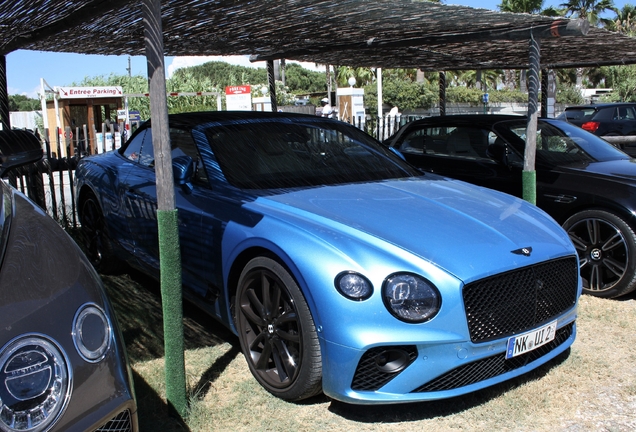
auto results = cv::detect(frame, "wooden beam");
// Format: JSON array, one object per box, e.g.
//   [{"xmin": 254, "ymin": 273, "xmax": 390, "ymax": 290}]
[{"xmin": 250, "ymin": 19, "xmax": 590, "ymax": 63}]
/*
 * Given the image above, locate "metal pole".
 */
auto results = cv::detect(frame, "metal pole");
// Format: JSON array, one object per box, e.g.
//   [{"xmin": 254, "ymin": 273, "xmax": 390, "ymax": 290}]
[
  {"xmin": 142, "ymin": 0, "xmax": 187, "ymax": 418},
  {"xmin": 524, "ymin": 33, "xmax": 540, "ymax": 205}
]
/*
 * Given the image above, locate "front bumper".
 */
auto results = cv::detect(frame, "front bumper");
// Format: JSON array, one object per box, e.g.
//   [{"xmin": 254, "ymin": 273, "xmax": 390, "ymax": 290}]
[{"xmin": 321, "ymin": 316, "xmax": 576, "ymax": 404}]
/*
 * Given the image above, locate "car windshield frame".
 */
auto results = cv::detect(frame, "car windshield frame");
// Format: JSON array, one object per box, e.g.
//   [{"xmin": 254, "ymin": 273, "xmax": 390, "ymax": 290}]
[
  {"xmin": 492, "ymin": 118, "xmax": 630, "ymax": 166},
  {"xmin": 197, "ymin": 117, "xmax": 422, "ymax": 190}
]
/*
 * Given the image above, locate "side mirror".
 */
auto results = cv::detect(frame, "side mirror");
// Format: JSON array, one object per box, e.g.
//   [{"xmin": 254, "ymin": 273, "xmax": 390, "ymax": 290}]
[
  {"xmin": 487, "ymin": 140, "xmax": 509, "ymax": 166},
  {"xmin": 172, "ymin": 155, "xmax": 194, "ymax": 193}
]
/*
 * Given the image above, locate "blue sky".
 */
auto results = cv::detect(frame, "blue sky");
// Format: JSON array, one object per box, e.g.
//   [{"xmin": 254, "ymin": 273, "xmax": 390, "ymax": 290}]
[{"xmin": 6, "ymin": 0, "xmax": 628, "ymax": 98}]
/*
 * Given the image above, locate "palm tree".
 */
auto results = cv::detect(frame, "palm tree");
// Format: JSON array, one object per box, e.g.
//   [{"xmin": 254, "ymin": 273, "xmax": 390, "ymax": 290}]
[
  {"xmin": 609, "ymin": 4, "xmax": 636, "ymax": 35},
  {"xmin": 560, "ymin": 0, "xmax": 618, "ymax": 87},
  {"xmin": 456, "ymin": 69, "xmax": 501, "ymax": 91},
  {"xmin": 559, "ymin": 0, "xmax": 618, "ymax": 27},
  {"xmin": 498, "ymin": 0, "xmax": 544, "ymax": 14},
  {"xmin": 334, "ymin": 66, "xmax": 375, "ymax": 87},
  {"xmin": 498, "ymin": 0, "xmax": 545, "ymax": 90}
]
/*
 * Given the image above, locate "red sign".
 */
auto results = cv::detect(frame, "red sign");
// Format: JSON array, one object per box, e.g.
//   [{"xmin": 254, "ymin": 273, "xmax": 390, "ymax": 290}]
[{"xmin": 225, "ymin": 85, "xmax": 250, "ymax": 95}]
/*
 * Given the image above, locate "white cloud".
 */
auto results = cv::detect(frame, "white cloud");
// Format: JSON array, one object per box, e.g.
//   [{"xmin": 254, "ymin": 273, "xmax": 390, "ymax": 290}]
[
  {"xmin": 167, "ymin": 55, "xmax": 325, "ymax": 77},
  {"xmin": 8, "ymin": 85, "xmax": 40, "ymax": 99}
]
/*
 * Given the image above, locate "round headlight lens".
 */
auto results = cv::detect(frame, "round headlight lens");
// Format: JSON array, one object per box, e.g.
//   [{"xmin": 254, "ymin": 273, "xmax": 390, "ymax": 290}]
[
  {"xmin": 383, "ymin": 273, "xmax": 441, "ymax": 323},
  {"xmin": 0, "ymin": 335, "xmax": 71, "ymax": 432},
  {"xmin": 335, "ymin": 272, "xmax": 373, "ymax": 300},
  {"xmin": 72, "ymin": 304, "xmax": 112, "ymax": 363}
]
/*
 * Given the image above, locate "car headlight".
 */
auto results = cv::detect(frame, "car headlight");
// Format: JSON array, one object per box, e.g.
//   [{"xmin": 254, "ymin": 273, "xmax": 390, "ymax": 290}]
[
  {"xmin": 335, "ymin": 272, "xmax": 373, "ymax": 300},
  {"xmin": 383, "ymin": 273, "xmax": 441, "ymax": 323},
  {"xmin": 72, "ymin": 304, "xmax": 112, "ymax": 363},
  {"xmin": 0, "ymin": 335, "xmax": 71, "ymax": 432}
]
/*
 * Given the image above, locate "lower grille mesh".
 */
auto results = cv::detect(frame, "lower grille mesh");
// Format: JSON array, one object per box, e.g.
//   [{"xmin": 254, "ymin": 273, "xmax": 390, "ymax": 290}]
[
  {"xmin": 412, "ymin": 322, "xmax": 573, "ymax": 393},
  {"xmin": 95, "ymin": 409, "xmax": 133, "ymax": 432},
  {"xmin": 351, "ymin": 345, "xmax": 418, "ymax": 391}
]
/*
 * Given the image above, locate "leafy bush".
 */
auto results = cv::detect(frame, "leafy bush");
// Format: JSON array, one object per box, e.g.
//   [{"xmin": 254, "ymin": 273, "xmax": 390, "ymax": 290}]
[{"xmin": 556, "ymin": 84, "xmax": 584, "ymax": 105}]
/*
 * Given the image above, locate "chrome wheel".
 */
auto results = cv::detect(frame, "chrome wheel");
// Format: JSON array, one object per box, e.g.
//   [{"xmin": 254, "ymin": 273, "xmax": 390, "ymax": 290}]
[{"xmin": 564, "ymin": 210, "xmax": 636, "ymax": 298}]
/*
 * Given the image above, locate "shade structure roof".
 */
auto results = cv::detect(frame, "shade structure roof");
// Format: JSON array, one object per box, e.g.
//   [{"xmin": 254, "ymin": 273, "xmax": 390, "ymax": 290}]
[{"xmin": 1, "ymin": 0, "xmax": 636, "ymax": 71}]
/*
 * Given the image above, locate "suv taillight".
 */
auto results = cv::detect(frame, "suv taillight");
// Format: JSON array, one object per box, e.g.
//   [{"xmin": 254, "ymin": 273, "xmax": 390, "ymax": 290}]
[{"xmin": 582, "ymin": 121, "xmax": 600, "ymax": 133}]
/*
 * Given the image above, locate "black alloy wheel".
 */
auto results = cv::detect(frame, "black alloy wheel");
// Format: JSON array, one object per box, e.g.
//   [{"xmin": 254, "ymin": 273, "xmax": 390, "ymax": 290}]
[
  {"xmin": 235, "ymin": 256, "xmax": 322, "ymax": 401},
  {"xmin": 79, "ymin": 191, "xmax": 120, "ymax": 274},
  {"xmin": 564, "ymin": 209, "xmax": 636, "ymax": 298}
]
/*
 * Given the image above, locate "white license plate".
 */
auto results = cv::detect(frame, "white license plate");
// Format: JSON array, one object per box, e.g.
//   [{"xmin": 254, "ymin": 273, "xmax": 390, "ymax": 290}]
[{"xmin": 506, "ymin": 321, "xmax": 558, "ymax": 359}]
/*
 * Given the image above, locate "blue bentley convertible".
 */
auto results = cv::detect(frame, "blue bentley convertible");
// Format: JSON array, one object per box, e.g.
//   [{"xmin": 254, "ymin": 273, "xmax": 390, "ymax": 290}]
[{"xmin": 74, "ymin": 111, "xmax": 581, "ymax": 404}]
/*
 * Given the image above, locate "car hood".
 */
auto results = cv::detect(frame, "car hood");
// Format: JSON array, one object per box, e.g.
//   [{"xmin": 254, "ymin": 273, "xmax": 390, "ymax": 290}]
[
  {"xmin": 557, "ymin": 158, "xmax": 636, "ymax": 183},
  {"xmin": 253, "ymin": 177, "xmax": 574, "ymax": 282}
]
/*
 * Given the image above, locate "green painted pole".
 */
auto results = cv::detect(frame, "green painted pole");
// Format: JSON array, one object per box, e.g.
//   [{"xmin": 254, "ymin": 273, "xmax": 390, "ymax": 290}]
[
  {"xmin": 142, "ymin": 0, "xmax": 187, "ymax": 418},
  {"xmin": 524, "ymin": 33, "xmax": 540, "ymax": 206},
  {"xmin": 157, "ymin": 209, "xmax": 186, "ymax": 416}
]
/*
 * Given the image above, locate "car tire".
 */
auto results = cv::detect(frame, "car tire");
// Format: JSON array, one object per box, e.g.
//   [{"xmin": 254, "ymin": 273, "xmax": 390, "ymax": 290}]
[
  {"xmin": 235, "ymin": 256, "xmax": 322, "ymax": 401},
  {"xmin": 563, "ymin": 209, "xmax": 636, "ymax": 298},
  {"xmin": 78, "ymin": 191, "xmax": 122, "ymax": 274}
]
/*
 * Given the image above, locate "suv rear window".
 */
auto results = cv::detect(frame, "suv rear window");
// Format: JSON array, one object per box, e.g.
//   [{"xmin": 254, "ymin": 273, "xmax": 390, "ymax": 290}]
[{"xmin": 564, "ymin": 108, "xmax": 597, "ymax": 121}]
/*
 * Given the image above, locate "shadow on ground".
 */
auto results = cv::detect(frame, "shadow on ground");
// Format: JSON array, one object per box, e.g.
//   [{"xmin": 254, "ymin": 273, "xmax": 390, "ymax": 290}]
[
  {"xmin": 102, "ymin": 269, "xmax": 237, "ymax": 363},
  {"xmin": 101, "ymin": 268, "xmax": 240, "ymax": 430}
]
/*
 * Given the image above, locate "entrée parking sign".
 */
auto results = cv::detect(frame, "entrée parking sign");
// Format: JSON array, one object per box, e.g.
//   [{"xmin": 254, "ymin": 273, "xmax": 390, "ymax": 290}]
[{"xmin": 57, "ymin": 86, "xmax": 123, "ymax": 99}]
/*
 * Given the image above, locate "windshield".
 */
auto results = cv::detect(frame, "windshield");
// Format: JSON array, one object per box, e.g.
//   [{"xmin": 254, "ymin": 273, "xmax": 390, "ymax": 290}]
[
  {"xmin": 493, "ymin": 118, "xmax": 630, "ymax": 166},
  {"xmin": 202, "ymin": 118, "xmax": 421, "ymax": 189}
]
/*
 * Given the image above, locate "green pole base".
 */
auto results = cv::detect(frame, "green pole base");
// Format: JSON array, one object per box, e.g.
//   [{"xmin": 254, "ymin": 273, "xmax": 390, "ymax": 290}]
[
  {"xmin": 157, "ymin": 209, "xmax": 187, "ymax": 418},
  {"xmin": 522, "ymin": 170, "xmax": 537, "ymax": 205}
]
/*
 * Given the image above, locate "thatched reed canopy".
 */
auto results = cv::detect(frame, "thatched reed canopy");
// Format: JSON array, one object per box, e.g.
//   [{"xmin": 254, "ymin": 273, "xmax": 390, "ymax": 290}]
[{"xmin": 1, "ymin": 0, "xmax": 636, "ymax": 72}]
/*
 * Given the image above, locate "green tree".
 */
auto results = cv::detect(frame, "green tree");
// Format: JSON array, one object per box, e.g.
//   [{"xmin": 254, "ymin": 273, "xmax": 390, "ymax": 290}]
[
  {"xmin": 559, "ymin": 0, "xmax": 618, "ymax": 27},
  {"xmin": 364, "ymin": 77, "xmax": 436, "ymax": 112},
  {"xmin": 498, "ymin": 0, "xmax": 546, "ymax": 90},
  {"xmin": 560, "ymin": 0, "xmax": 618, "ymax": 88},
  {"xmin": 600, "ymin": 64, "xmax": 636, "ymax": 101},
  {"xmin": 455, "ymin": 69, "xmax": 502, "ymax": 91},
  {"xmin": 283, "ymin": 63, "xmax": 328, "ymax": 94},
  {"xmin": 335, "ymin": 66, "xmax": 377, "ymax": 87},
  {"xmin": 608, "ymin": 4, "xmax": 636, "ymax": 34},
  {"xmin": 498, "ymin": 0, "xmax": 544, "ymax": 14},
  {"xmin": 9, "ymin": 94, "xmax": 40, "ymax": 111}
]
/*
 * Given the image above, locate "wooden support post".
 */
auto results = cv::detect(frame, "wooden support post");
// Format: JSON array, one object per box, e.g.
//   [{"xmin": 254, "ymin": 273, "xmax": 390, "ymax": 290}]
[
  {"xmin": 439, "ymin": 71, "xmax": 446, "ymax": 116},
  {"xmin": 524, "ymin": 34, "xmax": 540, "ymax": 205},
  {"xmin": 267, "ymin": 60, "xmax": 277, "ymax": 112},
  {"xmin": 142, "ymin": 0, "xmax": 186, "ymax": 419},
  {"xmin": 0, "ymin": 55, "xmax": 9, "ymax": 130}
]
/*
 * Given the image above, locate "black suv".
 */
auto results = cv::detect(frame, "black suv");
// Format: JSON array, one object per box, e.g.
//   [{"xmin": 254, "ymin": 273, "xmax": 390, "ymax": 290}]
[{"xmin": 558, "ymin": 103, "xmax": 636, "ymax": 155}]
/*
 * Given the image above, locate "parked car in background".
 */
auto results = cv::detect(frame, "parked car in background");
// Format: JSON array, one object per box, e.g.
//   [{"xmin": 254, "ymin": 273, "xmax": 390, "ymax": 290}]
[
  {"xmin": 557, "ymin": 102, "xmax": 636, "ymax": 156},
  {"xmin": 0, "ymin": 130, "xmax": 137, "ymax": 431},
  {"xmin": 385, "ymin": 114, "xmax": 636, "ymax": 299},
  {"xmin": 75, "ymin": 111, "xmax": 580, "ymax": 404}
]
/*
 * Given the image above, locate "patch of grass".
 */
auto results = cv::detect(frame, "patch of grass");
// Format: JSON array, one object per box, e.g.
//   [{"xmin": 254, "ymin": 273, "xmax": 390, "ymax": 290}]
[{"xmin": 103, "ymin": 272, "xmax": 636, "ymax": 432}]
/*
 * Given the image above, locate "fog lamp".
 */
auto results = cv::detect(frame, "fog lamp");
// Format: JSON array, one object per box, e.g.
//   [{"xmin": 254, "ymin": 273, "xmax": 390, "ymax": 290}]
[
  {"xmin": 335, "ymin": 272, "xmax": 373, "ymax": 301},
  {"xmin": 72, "ymin": 304, "xmax": 112, "ymax": 363}
]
